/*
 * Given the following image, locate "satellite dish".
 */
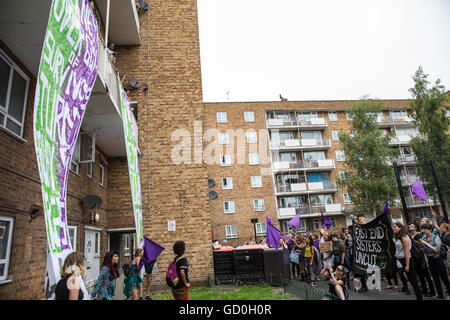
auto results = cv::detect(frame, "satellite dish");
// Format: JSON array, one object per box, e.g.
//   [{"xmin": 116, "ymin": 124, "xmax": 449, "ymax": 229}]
[
  {"xmin": 82, "ymin": 195, "xmax": 102, "ymax": 209},
  {"xmin": 127, "ymin": 76, "xmax": 141, "ymax": 89},
  {"xmin": 208, "ymin": 179, "xmax": 215, "ymax": 188},
  {"xmin": 209, "ymin": 191, "xmax": 218, "ymax": 200}
]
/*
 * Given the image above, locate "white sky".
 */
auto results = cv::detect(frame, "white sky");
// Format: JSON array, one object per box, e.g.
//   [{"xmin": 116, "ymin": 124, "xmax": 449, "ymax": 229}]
[{"xmin": 197, "ymin": 0, "xmax": 450, "ymax": 102}]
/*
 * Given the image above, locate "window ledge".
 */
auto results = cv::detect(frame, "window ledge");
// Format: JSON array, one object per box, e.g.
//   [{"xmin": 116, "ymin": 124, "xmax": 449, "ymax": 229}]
[
  {"xmin": 0, "ymin": 279, "xmax": 12, "ymax": 285},
  {"xmin": 0, "ymin": 126, "xmax": 27, "ymax": 143}
]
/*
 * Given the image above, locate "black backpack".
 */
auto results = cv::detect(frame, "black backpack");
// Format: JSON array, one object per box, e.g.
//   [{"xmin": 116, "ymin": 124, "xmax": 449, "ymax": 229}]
[
  {"xmin": 410, "ymin": 237, "xmax": 425, "ymax": 262},
  {"xmin": 122, "ymin": 263, "xmax": 131, "ymax": 277}
]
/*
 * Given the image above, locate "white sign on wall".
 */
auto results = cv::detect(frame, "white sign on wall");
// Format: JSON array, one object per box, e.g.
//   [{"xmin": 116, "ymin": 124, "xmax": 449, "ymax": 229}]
[{"xmin": 168, "ymin": 220, "xmax": 176, "ymax": 232}]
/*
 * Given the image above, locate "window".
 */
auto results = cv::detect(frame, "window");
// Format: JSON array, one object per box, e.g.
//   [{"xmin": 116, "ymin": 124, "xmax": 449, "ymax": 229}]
[
  {"xmin": 0, "ymin": 50, "xmax": 30, "ymax": 138},
  {"xmin": 255, "ymin": 223, "xmax": 267, "ymax": 236},
  {"xmin": 70, "ymin": 136, "xmax": 81, "ymax": 174},
  {"xmin": 99, "ymin": 164, "xmax": 105, "ymax": 186},
  {"xmin": 304, "ymin": 151, "xmax": 325, "ymax": 161},
  {"xmin": 298, "ymin": 112, "xmax": 318, "ymax": 120},
  {"xmin": 246, "ymin": 131, "xmax": 257, "ymax": 144},
  {"xmin": 94, "ymin": 232, "xmax": 100, "ymax": 256},
  {"xmin": 343, "ymin": 193, "xmax": 352, "ymax": 204},
  {"xmin": 339, "ymin": 171, "xmax": 349, "ymax": 181},
  {"xmin": 328, "ymin": 112, "xmax": 338, "ymax": 121},
  {"xmin": 251, "ymin": 176, "xmax": 262, "ymax": 188},
  {"xmin": 346, "ymin": 112, "xmax": 354, "ymax": 120},
  {"xmin": 336, "ymin": 150, "xmax": 346, "ymax": 162},
  {"xmin": 249, "ymin": 153, "xmax": 260, "ymax": 165},
  {"xmin": 0, "ymin": 216, "xmax": 14, "ymax": 281},
  {"xmin": 244, "ymin": 111, "xmax": 255, "ymax": 122},
  {"xmin": 280, "ymin": 152, "xmax": 297, "ymax": 163},
  {"xmin": 224, "ymin": 201, "xmax": 235, "ymax": 214},
  {"xmin": 222, "ymin": 177, "xmax": 233, "ymax": 190},
  {"xmin": 124, "ymin": 234, "xmax": 130, "ymax": 256},
  {"xmin": 310, "ymin": 194, "xmax": 333, "ymax": 206},
  {"xmin": 218, "ymin": 132, "xmax": 229, "ymax": 145},
  {"xmin": 87, "ymin": 162, "xmax": 93, "ymax": 178},
  {"xmin": 332, "ymin": 130, "xmax": 340, "ymax": 141},
  {"xmin": 220, "ymin": 155, "xmax": 231, "ymax": 167},
  {"xmin": 313, "ymin": 219, "xmax": 321, "ymax": 231},
  {"xmin": 298, "ymin": 219, "xmax": 307, "ymax": 232},
  {"xmin": 225, "ymin": 225, "xmax": 237, "ymax": 239},
  {"xmin": 253, "ymin": 199, "xmax": 265, "ymax": 211},
  {"xmin": 68, "ymin": 226, "xmax": 77, "ymax": 251},
  {"xmin": 216, "ymin": 112, "xmax": 227, "ymax": 123},
  {"xmin": 330, "ymin": 217, "xmax": 337, "ymax": 228}
]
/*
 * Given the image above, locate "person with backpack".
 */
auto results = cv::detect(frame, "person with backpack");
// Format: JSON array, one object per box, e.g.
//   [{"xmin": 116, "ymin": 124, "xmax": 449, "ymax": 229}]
[
  {"xmin": 123, "ymin": 248, "xmax": 144, "ymax": 300},
  {"xmin": 167, "ymin": 241, "xmax": 190, "ymax": 300},
  {"xmin": 392, "ymin": 222, "xmax": 422, "ymax": 300},
  {"xmin": 91, "ymin": 251, "xmax": 120, "ymax": 300},
  {"xmin": 419, "ymin": 223, "xmax": 450, "ymax": 299}
]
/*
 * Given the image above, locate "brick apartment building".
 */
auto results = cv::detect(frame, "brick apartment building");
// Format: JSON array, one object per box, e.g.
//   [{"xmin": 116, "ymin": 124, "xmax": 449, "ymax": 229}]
[{"xmin": 0, "ymin": 0, "xmax": 446, "ymax": 299}]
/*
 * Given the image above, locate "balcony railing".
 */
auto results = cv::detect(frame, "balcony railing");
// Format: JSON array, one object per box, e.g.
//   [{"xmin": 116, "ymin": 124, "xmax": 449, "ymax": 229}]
[
  {"xmin": 278, "ymin": 204, "xmax": 342, "ymax": 219},
  {"xmin": 270, "ymin": 138, "xmax": 331, "ymax": 150},
  {"xmin": 273, "ymin": 159, "xmax": 335, "ymax": 171},
  {"xmin": 267, "ymin": 117, "xmax": 327, "ymax": 128},
  {"xmin": 405, "ymin": 196, "xmax": 434, "ymax": 208},
  {"xmin": 377, "ymin": 116, "xmax": 414, "ymax": 127},
  {"xmin": 276, "ymin": 181, "xmax": 337, "ymax": 195}
]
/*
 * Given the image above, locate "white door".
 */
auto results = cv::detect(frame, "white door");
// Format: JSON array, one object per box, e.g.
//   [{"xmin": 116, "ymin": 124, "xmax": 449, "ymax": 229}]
[{"xmin": 84, "ymin": 230, "xmax": 101, "ymax": 282}]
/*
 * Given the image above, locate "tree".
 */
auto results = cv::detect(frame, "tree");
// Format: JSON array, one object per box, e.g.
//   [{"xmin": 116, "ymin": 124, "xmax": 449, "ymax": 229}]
[
  {"xmin": 337, "ymin": 98, "xmax": 399, "ymax": 217},
  {"xmin": 408, "ymin": 66, "xmax": 450, "ymax": 211}
]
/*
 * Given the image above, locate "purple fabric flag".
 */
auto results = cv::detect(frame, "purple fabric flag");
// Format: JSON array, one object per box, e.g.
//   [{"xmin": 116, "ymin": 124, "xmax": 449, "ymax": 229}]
[
  {"xmin": 412, "ymin": 180, "xmax": 428, "ymax": 202},
  {"xmin": 266, "ymin": 216, "xmax": 281, "ymax": 250},
  {"xmin": 138, "ymin": 237, "xmax": 165, "ymax": 272},
  {"xmin": 382, "ymin": 200, "xmax": 389, "ymax": 214},
  {"xmin": 321, "ymin": 209, "xmax": 332, "ymax": 229},
  {"xmin": 287, "ymin": 214, "xmax": 301, "ymax": 229}
]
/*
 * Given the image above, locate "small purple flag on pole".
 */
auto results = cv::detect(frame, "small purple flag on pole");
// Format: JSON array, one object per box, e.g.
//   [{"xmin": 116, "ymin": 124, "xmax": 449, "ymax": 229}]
[
  {"xmin": 266, "ymin": 216, "xmax": 281, "ymax": 250},
  {"xmin": 382, "ymin": 200, "xmax": 389, "ymax": 214},
  {"xmin": 287, "ymin": 214, "xmax": 301, "ymax": 229},
  {"xmin": 138, "ymin": 237, "xmax": 165, "ymax": 272},
  {"xmin": 321, "ymin": 209, "xmax": 332, "ymax": 229},
  {"xmin": 411, "ymin": 180, "xmax": 428, "ymax": 202}
]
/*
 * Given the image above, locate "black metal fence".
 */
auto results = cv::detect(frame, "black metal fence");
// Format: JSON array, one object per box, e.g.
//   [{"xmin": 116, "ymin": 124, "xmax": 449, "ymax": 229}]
[{"xmin": 208, "ymin": 273, "xmax": 339, "ymax": 300}]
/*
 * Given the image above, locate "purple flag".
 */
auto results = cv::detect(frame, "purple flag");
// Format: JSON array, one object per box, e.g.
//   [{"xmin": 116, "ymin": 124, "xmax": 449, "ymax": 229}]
[
  {"xmin": 287, "ymin": 214, "xmax": 301, "ymax": 229},
  {"xmin": 382, "ymin": 200, "xmax": 389, "ymax": 214},
  {"xmin": 266, "ymin": 216, "xmax": 281, "ymax": 250},
  {"xmin": 321, "ymin": 209, "xmax": 332, "ymax": 229},
  {"xmin": 138, "ymin": 237, "xmax": 165, "ymax": 272},
  {"xmin": 412, "ymin": 180, "xmax": 428, "ymax": 202}
]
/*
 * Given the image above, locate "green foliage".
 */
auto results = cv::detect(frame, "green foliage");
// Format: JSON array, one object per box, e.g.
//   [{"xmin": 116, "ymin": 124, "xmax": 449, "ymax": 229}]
[
  {"xmin": 152, "ymin": 284, "xmax": 296, "ymax": 300},
  {"xmin": 337, "ymin": 99, "xmax": 399, "ymax": 215},
  {"xmin": 408, "ymin": 66, "xmax": 450, "ymax": 205}
]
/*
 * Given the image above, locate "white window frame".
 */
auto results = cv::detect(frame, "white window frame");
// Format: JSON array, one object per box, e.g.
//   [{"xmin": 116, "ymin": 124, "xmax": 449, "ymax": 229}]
[
  {"xmin": 249, "ymin": 153, "xmax": 260, "ymax": 165},
  {"xmin": 225, "ymin": 225, "xmax": 238, "ymax": 239},
  {"xmin": 216, "ymin": 112, "xmax": 227, "ymax": 123},
  {"xmin": 70, "ymin": 136, "xmax": 81, "ymax": 174},
  {"xmin": 330, "ymin": 217, "xmax": 337, "ymax": 229},
  {"xmin": 255, "ymin": 222, "xmax": 267, "ymax": 236},
  {"xmin": 328, "ymin": 112, "xmax": 338, "ymax": 122},
  {"xmin": 339, "ymin": 171, "xmax": 348, "ymax": 181},
  {"xmin": 244, "ymin": 111, "xmax": 255, "ymax": 122},
  {"xmin": 332, "ymin": 130, "xmax": 340, "ymax": 141},
  {"xmin": 87, "ymin": 162, "xmax": 93, "ymax": 179},
  {"xmin": 0, "ymin": 49, "xmax": 30, "ymax": 139},
  {"xmin": 0, "ymin": 216, "xmax": 14, "ymax": 281},
  {"xmin": 346, "ymin": 112, "xmax": 354, "ymax": 120},
  {"xmin": 222, "ymin": 177, "xmax": 233, "ymax": 190},
  {"xmin": 94, "ymin": 231, "xmax": 101, "ymax": 257},
  {"xmin": 220, "ymin": 154, "xmax": 232, "ymax": 167},
  {"xmin": 336, "ymin": 150, "xmax": 346, "ymax": 162},
  {"xmin": 218, "ymin": 132, "xmax": 230, "ymax": 145},
  {"xmin": 68, "ymin": 226, "xmax": 77, "ymax": 251},
  {"xmin": 313, "ymin": 219, "xmax": 321, "ymax": 231},
  {"xmin": 251, "ymin": 175, "xmax": 262, "ymax": 188},
  {"xmin": 343, "ymin": 192, "xmax": 352, "ymax": 204},
  {"xmin": 99, "ymin": 164, "xmax": 105, "ymax": 187},
  {"xmin": 224, "ymin": 201, "xmax": 235, "ymax": 214},
  {"xmin": 253, "ymin": 199, "xmax": 265, "ymax": 212},
  {"xmin": 124, "ymin": 234, "xmax": 131, "ymax": 256},
  {"xmin": 298, "ymin": 219, "xmax": 307, "ymax": 232},
  {"xmin": 246, "ymin": 131, "xmax": 257, "ymax": 144}
]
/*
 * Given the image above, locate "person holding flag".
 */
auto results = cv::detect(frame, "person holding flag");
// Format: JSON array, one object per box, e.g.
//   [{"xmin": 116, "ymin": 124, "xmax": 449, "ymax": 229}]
[
  {"xmin": 138, "ymin": 237, "xmax": 165, "ymax": 300},
  {"xmin": 266, "ymin": 215, "xmax": 281, "ymax": 250}
]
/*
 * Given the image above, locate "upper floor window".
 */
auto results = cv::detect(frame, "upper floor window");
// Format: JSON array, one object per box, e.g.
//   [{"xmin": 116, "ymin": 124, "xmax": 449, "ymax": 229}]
[
  {"xmin": 216, "ymin": 112, "xmax": 227, "ymax": 123},
  {"xmin": 328, "ymin": 112, "xmax": 338, "ymax": 121},
  {"xmin": 0, "ymin": 50, "xmax": 30, "ymax": 138},
  {"xmin": 244, "ymin": 111, "xmax": 255, "ymax": 122},
  {"xmin": 0, "ymin": 216, "xmax": 14, "ymax": 281}
]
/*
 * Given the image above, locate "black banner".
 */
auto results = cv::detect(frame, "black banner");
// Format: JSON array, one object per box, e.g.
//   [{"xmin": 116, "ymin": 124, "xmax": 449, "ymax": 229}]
[{"xmin": 352, "ymin": 212, "xmax": 395, "ymax": 274}]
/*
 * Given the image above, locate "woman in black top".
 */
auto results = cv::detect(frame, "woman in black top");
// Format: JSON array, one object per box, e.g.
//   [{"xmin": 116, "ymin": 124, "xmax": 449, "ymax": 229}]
[{"xmin": 55, "ymin": 252, "xmax": 86, "ymax": 300}]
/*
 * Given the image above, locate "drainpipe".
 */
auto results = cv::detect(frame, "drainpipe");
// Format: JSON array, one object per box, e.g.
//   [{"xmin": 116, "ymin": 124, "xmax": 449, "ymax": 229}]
[{"xmin": 104, "ymin": 0, "xmax": 110, "ymax": 69}]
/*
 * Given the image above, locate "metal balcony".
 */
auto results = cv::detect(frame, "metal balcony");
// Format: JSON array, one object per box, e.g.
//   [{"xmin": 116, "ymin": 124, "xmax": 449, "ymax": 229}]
[
  {"xmin": 272, "ymin": 159, "xmax": 335, "ymax": 173},
  {"xmin": 276, "ymin": 181, "xmax": 338, "ymax": 196}
]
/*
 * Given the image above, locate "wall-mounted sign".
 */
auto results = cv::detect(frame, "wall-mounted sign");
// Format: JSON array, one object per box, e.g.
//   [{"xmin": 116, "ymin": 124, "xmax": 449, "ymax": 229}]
[{"xmin": 168, "ymin": 220, "xmax": 176, "ymax": 232}]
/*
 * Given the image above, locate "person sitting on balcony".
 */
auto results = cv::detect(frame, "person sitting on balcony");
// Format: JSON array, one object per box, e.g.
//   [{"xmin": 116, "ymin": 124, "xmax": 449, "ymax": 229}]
[{"xmin": 107, "ymin": 42, "xmax": 117, "ymax": 64}]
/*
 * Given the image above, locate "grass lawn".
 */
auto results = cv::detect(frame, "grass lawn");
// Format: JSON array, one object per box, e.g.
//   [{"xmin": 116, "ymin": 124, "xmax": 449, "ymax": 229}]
[{"xmin": 153, "ymin": 284, "xmax": 297, "ymax": 300}]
